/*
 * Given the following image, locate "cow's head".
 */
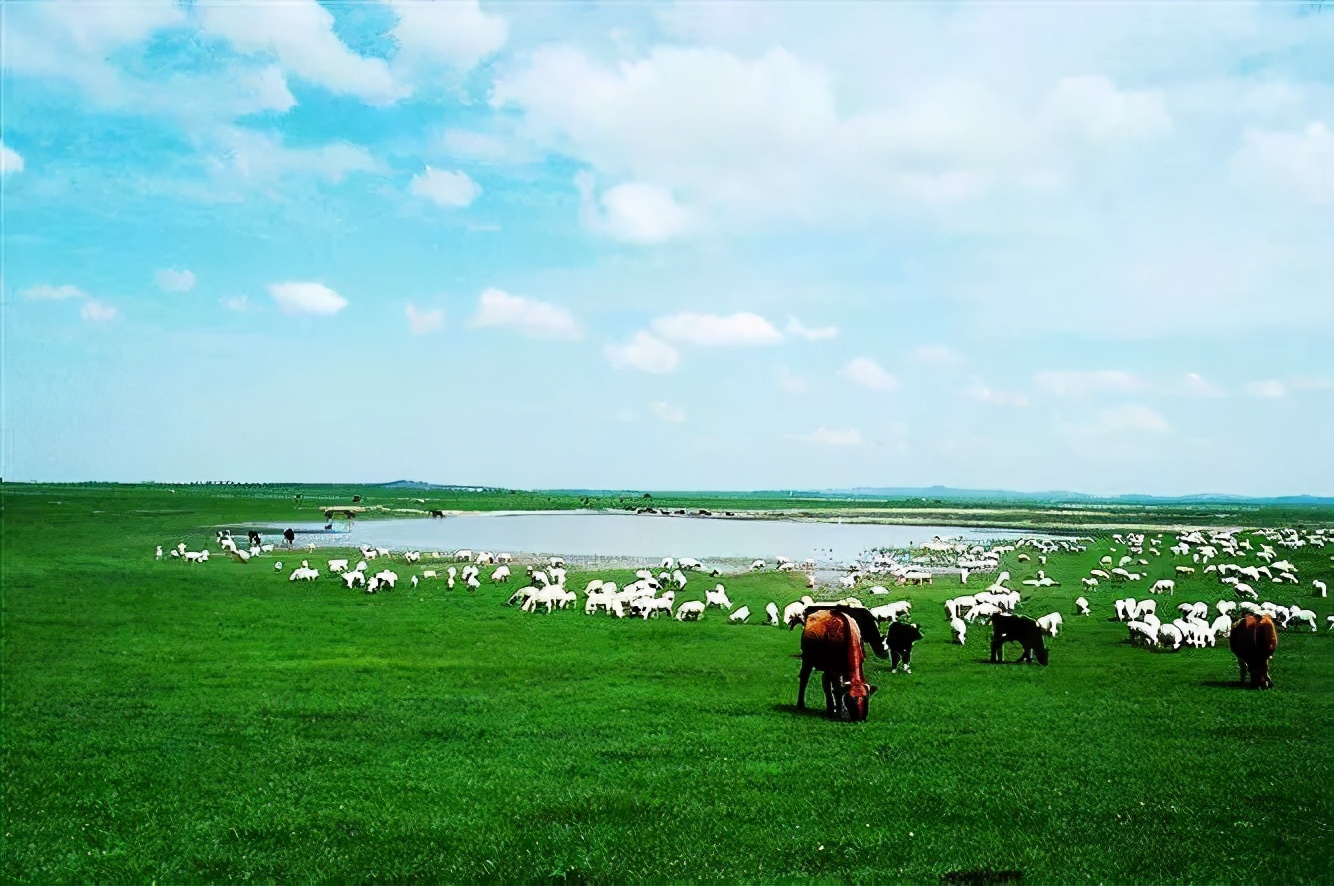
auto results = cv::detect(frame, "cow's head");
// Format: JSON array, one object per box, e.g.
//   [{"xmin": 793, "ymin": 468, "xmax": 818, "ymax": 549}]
[
  {"xmin": 838, "ymin": 677, "xmax": 878, "ymax": 722},
  {"xmin": 1035, "ymin": 642, "xmax": 1050, "ymax": 666}
]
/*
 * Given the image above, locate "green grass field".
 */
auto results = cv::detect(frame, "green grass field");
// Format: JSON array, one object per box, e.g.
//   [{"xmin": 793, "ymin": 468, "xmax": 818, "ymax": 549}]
[{"xmin": 4, "ymin": 485, "xmax": 1333, "ymax": 883}]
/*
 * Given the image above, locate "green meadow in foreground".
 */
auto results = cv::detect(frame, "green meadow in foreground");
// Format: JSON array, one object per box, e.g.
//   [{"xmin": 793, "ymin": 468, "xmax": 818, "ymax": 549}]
[{"xmin": 3, "ymin": 486, "xmax": 1333, "ymax": 883}]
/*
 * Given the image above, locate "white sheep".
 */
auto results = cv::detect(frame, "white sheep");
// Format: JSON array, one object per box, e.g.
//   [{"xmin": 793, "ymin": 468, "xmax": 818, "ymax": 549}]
[
  {"xmin": 749, "ymin": 559, "xmax": 766, "ymax": 572},
  {"xmin": 1127, "ymin": 620, "xmax": 1158, "ymax": 647},
  {"xmin": 705, "ymin": 586, "xmax": 733, "ymax": 610},
  {"xmin": 373, "ymin": 569, "xmax": 397, "ymax": 589},
  {"xmin": 950, "ymin": 616, "xmax": 967, "ymax": 645},
  {"xmin": 1036, "ymin": 612, "xmax": 1063, "ymax": 637},
  {"xmin": 491, "ymin": 565, "xmax": 511, "ymax": 583},
  {"xmin": 1285, "ymin": 608, "xmax": 1317, "ymax": 632},
  {"xmin": 328, "ymin": 559, "xmax": 349, "ymax": 573},
  {"xmin": 1177, "ymin": 601, "xmax": 1208, "ymax": 621},
  {"xmin": 274, "ymin": 561, "xmax": 283, "ymax": 571},
  {"xmin": 1315, "ymin": 580, "xmax": 1328, "ymax": 598},
  {"xmin": 342, "ymin": 570, "xmax": 366, "ymax": 589},
  {"xmin": 1074, "ymin": 596, "xmax": 1090, "ymax": 616},
  {"xmin": 1156, "ymin": 623, "xmax": 1184, "ymax": 650},
  {"xmin": 766, "ymin": 602, "xmax": 781, "ymax": 626},
  {"xmin": 729, "ymin": 606, "xmax": 751, "ymax": 624},
  {"xmin": 1216, "ymin": 600, "xmax": 1237, "ymax": 617},
  {"xmin": 675, "ymin": 601, "xmax": 706, "ymax": 621},
  {"xmin": 1150, "ymin": 579, "xmax": 1175, "ymax": 595}
]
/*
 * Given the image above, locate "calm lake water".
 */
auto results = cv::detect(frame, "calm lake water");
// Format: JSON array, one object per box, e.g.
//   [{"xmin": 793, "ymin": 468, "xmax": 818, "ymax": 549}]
[{"xmin": 280, "ymin": 512, "xmax": 1033, "ymax": 564}]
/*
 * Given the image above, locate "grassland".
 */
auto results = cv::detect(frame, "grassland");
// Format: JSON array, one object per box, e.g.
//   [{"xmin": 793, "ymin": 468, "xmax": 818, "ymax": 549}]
[{"xmin": 3, "ymin": 484, "xmax": 1333, "ymax": 883}]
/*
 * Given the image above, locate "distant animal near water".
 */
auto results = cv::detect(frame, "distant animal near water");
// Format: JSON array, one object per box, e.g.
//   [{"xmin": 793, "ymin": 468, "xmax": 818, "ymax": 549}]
[
  {"xmin": 797, "ymin": 606, "xmax": 887, "ymax": 721},
  {"xmin": 1229, "ymin": 613, "xmax": 1278, "ymax": 689}
]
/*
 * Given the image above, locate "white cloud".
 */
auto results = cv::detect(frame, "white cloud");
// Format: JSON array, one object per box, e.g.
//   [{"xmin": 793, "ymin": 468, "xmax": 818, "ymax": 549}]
[
  {"xmin": 650, "ymin": 401, "xmax": 686, "ymax": 423},
  {"xmin": 1230, "ymin": 121, "xmax": 1334, "ymax": 205},
  {"xmin": 0, "ymin": 141, "xmax": 24, "ymax": 174},
  {"xmin": 1176, "ymin": 372, "xmax": 1225, "ymax": 398},
  {"xmin": 777, "ymin": 366, "xmax": 809, "ymax": 395},
  {"xmin": 1034, "ymin": 370, "xmax": 1142, "ymax": 398},
  {"xmin": 1245, "ymin": 380, "xmax": 1286, "ymax": 399},
  {"xmin": 1289, "ymin": 376, "xmax": 1334, "ymax": 393},
  {"xmin": 268, "ymin": 282, "xmax": 348, "ymax": 316},
  {"xmin": 207, "ymin": 128, "xmax": 380, "ymax": 186},
  {"xmin": 914, "ymin": 344, "xmax": 963, "ymax": 366},
  {"xmin": 576, "ymin": 173, "xmax": 692, "ymax": 243},
  {"xmin": 651, "ymin": 311, "xmax": 783, "ymax": 346},
  {"xmin": 409, "ymin": 166, "xmax": 481, "ymax": 208},
  {"xmin": 1041, "ymin": 75, "xmax": 1171, "ymax": 144},
  {"xmin": 605, "ymin": 331, "xmax": 679, "ymax": 373},
  {"xmin": 80, "ymin": 299, "xmax": 117, "ymax": 323},
  {"xmin": 470, "ymin": 288, "xmax": 581, "ymax": 339},
  {"xmin": 785, "ymin": 316, "xmax": 838, "ymax": 340},
  {"xmin": 406, "ymin": 304, "xmax": 445, "ymax": 335},
  {"xmin": 614, "ymin": 408, "xmax": 636, "ymax": 423},
  {"xmin": 220, "ymin": 295, "xmax": 253, "ymax": 312},
  {"xmin": 23, "ymin": 284, "xmax": 87, "ymax": 301},
  {"xmin": 197, "ymin": 1, "xmax": 404, "ymax": 105},
  {"xmin": 155, "ymin": 268, "xmax": 196, "ymax": 293},
  {"xmin": 387, "ymin": 0, "xmax": 508, "ymax": 74},
  {"xmin": 1062, "ymin": 404, "xmax": 1170, "ymax": 437},
  {"xmin": 786, "ymin": 427, "xmax": 866, "ymax": 446},
  {"xmin": 839, "ymin": 357, "xmax": 898, "ymax": 392},
  {"xmin": 966, "ymin": 382, "xmax": 1028, "ymax": 407}
]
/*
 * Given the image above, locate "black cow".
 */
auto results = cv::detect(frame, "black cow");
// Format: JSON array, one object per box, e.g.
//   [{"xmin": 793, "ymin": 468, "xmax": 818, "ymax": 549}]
[
  {"xmin": 282, "ymin": 527, "xmax": 295, "ymax": 548},
  {"xmin": 885, "ymin": 621, "xmax": 924, "ymax": 673},
  {"xmin": 248, "ymin": 530, "xmax": 261, "ymax": 547},
  {"xmin": 990, "ymin": 614, "xmax": 1049, "ymax": 665}
]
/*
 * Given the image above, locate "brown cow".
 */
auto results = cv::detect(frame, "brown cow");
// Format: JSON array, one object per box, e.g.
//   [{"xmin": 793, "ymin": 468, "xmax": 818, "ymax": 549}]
[
  {"xmin": 1229, "ymin": 613, "xmax": 1278, "ymax": 689},
  {"xmin": 797, "ymin": 608, "xmax": 878, "ymax": 721}
]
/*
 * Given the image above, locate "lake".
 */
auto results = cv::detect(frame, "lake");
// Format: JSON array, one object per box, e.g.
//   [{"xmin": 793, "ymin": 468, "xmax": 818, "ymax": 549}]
[{"xmin": 277, "ymin": 511, "xmax": 1035, "ymax": 565}]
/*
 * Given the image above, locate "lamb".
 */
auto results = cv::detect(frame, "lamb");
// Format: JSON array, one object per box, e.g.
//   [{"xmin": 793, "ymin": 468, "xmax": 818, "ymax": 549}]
[
  {"xmin": 1074, "ymin": 596, "xmax": 1091, "ymax": 616},
  {"xmin": 1151, "ymin": 579, "xmax": 1175, "ymax": 595},
  {"xmin": 1036, "ymin": 612, "xmax": 1063, "ymax": 637},
  {"xmin": 729, "ymin": 606, "xmax": 751, "ymax": 624},
  {"xmin": 766, "ymin": 602, "xmax": 781, "ymax": 625},
  {"xmin": 675, "ymin": 601, "xmax": 706, "ymax": 621},
  {"xmin": 288, "ymin": 566, "xmax": 319, "ymax": 582},
  {"xmin": 328, "ymin": 559, "xmax": 349, "ymax": 573},
  {"xmin": 373, "ymin": 569, "xmax": 397, "ymax": 589},
  {"xmin": 950, "ymin": 616, "xmax": 967, "ymax": 645},
  {"xmin": 342, "ymin": 570, "xmax": 366, "ymax": 589},
  {"xmin": 705, "ymin": 586, "xmax": 733, "ymax": 610},
  {"xmin": 1081, "ymin": 577, "xmax": 1099, "ymax": 588},
  {"xmin": 1285, "ymin": 608, "xmax": 1317, "ymax": 632}
]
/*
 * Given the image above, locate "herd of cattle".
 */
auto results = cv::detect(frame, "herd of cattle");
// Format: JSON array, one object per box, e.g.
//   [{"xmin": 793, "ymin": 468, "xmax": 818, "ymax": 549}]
[{"xmin": 158, "ymin": 523, "xmax": 1331, "ymax": 720}]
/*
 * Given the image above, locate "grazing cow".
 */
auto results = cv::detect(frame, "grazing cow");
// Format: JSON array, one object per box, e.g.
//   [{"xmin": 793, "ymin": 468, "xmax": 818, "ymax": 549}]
[
  {"xmin": 283, "ymin": 528, "xmax": 295, "ymax": 548},
  {"xmin": 884, "ymin": 621, "xmax": 924, "ymax": 673},
  {"xmin": 1229, "ymin": 614, "xmax": 1278, "ymax": 689},
  {"xmin": 797, "ymin": 608, "xmax": 879, "ymax": 721},
  {"xmin": 990, "ymin": 614, "xmax": 1049, "ymax": 665}
]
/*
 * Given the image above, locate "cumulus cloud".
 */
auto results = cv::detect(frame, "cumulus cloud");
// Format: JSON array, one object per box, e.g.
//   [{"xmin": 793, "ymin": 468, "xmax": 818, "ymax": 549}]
[
  {"xmin": 966, "ymin": 382, "xmax": 1028, "ymax": 407},
  {"xmin": 197, "ymin": 0, "xmax": 404, "ymax": 105},
  {"xmin": 1245, "ymin": 380, "xmax": 1286, "ymax": 399},
  {"xmin": 777, "ymin": 366, "xmax": 810, "ymax": 395},
  {"xmin": 80, "ymin": 299, "xmax": 118, "ymax": 323},
  {"xmin": 409, "ymin": 166, "xmax": 482, "ymax": 208},
  {"xmin": 576, "ymin": 173, "xmax": 693, "ymax": 243},
  {"xmin": 1230, "ymin": 121, "xmax": 1334, "ymax": 205},
  {"xmin": 651, "ymin": 312, "xmax": 783, "ymax": 346},
  {"xmin": 839, "ymin": 357, "xmax": 898, "ymax": 392},
  {"xmin": 155, "ymin": 268, "xmax": 196, "ymax": 293},
  {"xmin": 0, "ymin": 141, "xmax": 24, "ymax": 174},
  {"xmin": 914, "ymin": 344, "xmax": 963, "ymax": 366},
  {"xmin": 650, "ymin": 401, "xmax": 686, "ymax": 423},
  {"xmin": 23, "ymin": 284, "xmax": 87, "ymax": 301},
  {"xmin": 208, "ymin": 128, "xmax": 380, "ymax": 186},
  {"xmin": 269, "ymin": 282, "xmax": 349, "ymax": 316},
  {"xmin": 387, "ymin": 0, "xmax": 508, "ymax": 74},
  {"xmin": 1041, "ymin": 75, "xmax": 1171, "ymax": 144},
  {"xmin": 406, "ymin": 304, "xmax": 445, "ymax": 335},
  {"xmin": 605, "ymin": 331, "xmax": 679, "ymax": 373},
  {"xmin": 785, "ymin": 427, "xmax": 866, "ymax": 446},
  {"xmin": 1034, "ymin": 370, "xmax": 1142, "ymax": 398},
  {"xmin": 470, "ymin": 288, "xmax": 581, "ymax": 339},
  {"xmin": 785, "ymin": 316, "xmax": 838, "ymax": 340}
]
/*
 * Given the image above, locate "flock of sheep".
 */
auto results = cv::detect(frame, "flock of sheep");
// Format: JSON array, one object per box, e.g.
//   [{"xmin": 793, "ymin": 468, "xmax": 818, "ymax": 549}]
[{"xmin": 157, "ymin": 524, "xmax": 1332, "ymax": 659}]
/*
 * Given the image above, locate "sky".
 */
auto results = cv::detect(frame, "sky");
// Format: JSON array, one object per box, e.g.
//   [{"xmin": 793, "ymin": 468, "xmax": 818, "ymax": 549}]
[{"xmin": 2, "ymin": 0, "xmax": 1332, "ymax": 496}]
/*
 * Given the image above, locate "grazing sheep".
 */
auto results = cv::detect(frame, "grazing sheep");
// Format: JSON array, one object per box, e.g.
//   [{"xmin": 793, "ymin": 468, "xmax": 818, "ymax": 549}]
[
  {"xmin": 328, "ymin": 559, "xmax": 349, "ymax": 573},
  {"xmin": 1151, "ymin": 579, "xmax": 1175, "ymax": 595},
  {"xmin": 869, "ymin": 601, "xmax": 912, "ymax": 623},
  {"xmin": 1233, "ymin": 583, "xmax": 1258, "ymax": 599},
  {"xmin": 411, "ymin": 575, "xmax": 419, "ymax": 588},
  {"xmin": 1315, "ymin": 580, "xmax": 1328, "ymax": 598},
  {"xmin": 1285, "ymin": 608, "xmax": 1317, "ymax": 632},
  {"xmin": 1178, "ymin": 601, "xmax": 1209, "ymax": 620},
  {"xmin": 1127, "ymin": 620, "xmax": 1158, "ymax": 647},
  {"xmin": 766, "ymin": 602, "xmax": 781, "ymax": 625},
  {"xmin": 705, "ymin": 586, "xmax": 733, "ymax": 610},
  {"xmin": 342, "ymin": 570, "xmax": 366, "ymax": 589},
  {"xmin": 1081, "ymin": 577, "xmax": 1099, "ymax": 588},
  {"xmin": 1156, "ymin": 623, "xmax": 1184, "ymax": 651},
  {"xmin": 1074, "ymin": 596, "xmax": 1091, "ymax": 616},
  {"xmin": 749, "ymin": 559, "xmax": 766, "ymax": 572},
  {"xmin": 1036, "ymin": 612, "xmax": 1063, "ymax": 637},
  {"xmin": 950, "ymin": 616, "xmax": 967, "ymax": 645},
  {"xmin": 1176, "ymin": 566, "xmax": 1195, "ymax": 576},
  {"xmin": 675, "ymin": 601, "xmax": 706, "ymax": 621},
  {"xmin": 784, "ymin": 597, "xmax": 814, "ymax": 629},
  {"xmin": 1216, "ymin": 600, "xmax": 1237, "ymax": 617},
  {"xmin": 729, "ymin": 606, "xmax": 751, "ymax": 624},
  {"xmin": 491, "ymin": 565, "xmax": 511, "ymax": 583}
]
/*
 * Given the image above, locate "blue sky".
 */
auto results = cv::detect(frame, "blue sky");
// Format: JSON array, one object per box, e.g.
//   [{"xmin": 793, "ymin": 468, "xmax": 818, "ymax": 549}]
[{"xmin": 3, "ymin": 0, "xmax": 1332, "ymax": 495}]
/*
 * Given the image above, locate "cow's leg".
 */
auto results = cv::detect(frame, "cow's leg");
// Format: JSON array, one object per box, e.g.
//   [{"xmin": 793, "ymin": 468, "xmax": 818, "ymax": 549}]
[
  {"xmin": 890, "ymin": 649, "xmax": 901, "ymax": 672},
  {"xmin": 900, "ymin": 648, "xmax": 912, "ymax": 674},
  {"xmin": 797, "ymin": 662, "xmax": 813, "ymax": 709},
  {"xmin": 1237, "ymin": 656, "xmax": 1249, "ymax": 687},
  {"xmin": 991, "ymin": 635, "xmax": 1004, "ymax": 663}
]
